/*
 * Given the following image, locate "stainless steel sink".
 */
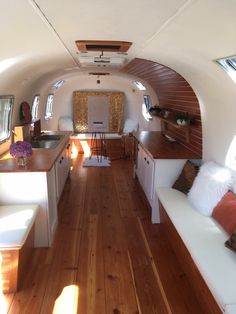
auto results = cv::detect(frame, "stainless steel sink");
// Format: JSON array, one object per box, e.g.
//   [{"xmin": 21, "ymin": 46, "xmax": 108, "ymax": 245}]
[
  {"xmin": 32, "ymin": 134, "xmax": 64, "ymax": 149},
  {"xmin": 37, "ymin": 134, "xmax": 64, "ymax": 141}
]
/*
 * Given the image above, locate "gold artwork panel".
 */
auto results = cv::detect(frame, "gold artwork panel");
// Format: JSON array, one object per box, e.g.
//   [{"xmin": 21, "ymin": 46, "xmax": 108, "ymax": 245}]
[{"xmin": 73, "ymin": 91, "xmax": 124, "ymax": 133}]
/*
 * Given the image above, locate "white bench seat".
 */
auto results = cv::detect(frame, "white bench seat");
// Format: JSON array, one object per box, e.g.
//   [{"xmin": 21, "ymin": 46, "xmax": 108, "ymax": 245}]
[
  {"xmin": 0, "ymin": 204, "xmax": 38, "ymax": 249},
  {"xmin": 0, "ymin": 204, "xmax": 38, "ymax": 293},
  {"xmin": 157, "ymin": 187, "xmax": 236, "ymax": 313}
]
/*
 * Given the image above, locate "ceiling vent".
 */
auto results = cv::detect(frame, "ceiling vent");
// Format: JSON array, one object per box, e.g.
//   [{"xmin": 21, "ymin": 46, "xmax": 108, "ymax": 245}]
[
  {"xmin": 78, "ymin": 55, "xmax": 126, "ymax": 67},
  {"xmin": 89, "ymin": 72, "xmax": 110, "ymax": 76},
  {"xmin": 75, "ymin": 40, "xmax": 132, "ymax": 53}
]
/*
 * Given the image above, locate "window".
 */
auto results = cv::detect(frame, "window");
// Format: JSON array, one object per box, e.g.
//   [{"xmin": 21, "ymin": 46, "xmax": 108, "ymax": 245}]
[
  {"xmin": 0, "ymin": 95, "xmax": 14, "ymax": 143},
  {"xmin": 45, "ymin": 94, "xmax": 54, "ymax": 120},
  {"xmin": 142, "ymin": 95, "xmax": 152, "ymax": 121},
  {"xmin": 216, "ymin": 55, "xmax": 236, "ymax": 84},
  {"xmin": 52, "ymin": 80, "xmax": 64, "ymax": 90},
  {"xmin": 133, "ymin": 80, "xmax": 146, "ymax": 90},
  {"xmin": 143, "ymin": 95, "xmax": 152, "ymax": 111},
  {"xmin": 31, "ymin": 95, "xmax": 40, "ymax": 121}
]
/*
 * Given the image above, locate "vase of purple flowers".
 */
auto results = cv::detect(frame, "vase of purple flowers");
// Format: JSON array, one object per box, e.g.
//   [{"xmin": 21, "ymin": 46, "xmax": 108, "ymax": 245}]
[{"xmin": 10, "ymin": 141, "xmax": 32, "ymax": 166}]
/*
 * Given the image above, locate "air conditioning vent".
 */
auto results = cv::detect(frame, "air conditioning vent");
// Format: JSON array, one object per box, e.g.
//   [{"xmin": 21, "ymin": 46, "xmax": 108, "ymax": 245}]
[
  {"xmin": 75, "ymin": 40, "xmax": 132, "ymax": 53},
  {"xmin": 86, "ymin": 44, "xmax": 121, "ymax": 51},
  {"xmin": 94, "ymin": 57, "xmax": 110, "ymax": 63},
  {"xmin": 78, "ymin": 55, "xmax": 126, "ymax": 67},
  {"xmin": 89, "ymin": 72, "xmax": 110, "ymax": 76}
]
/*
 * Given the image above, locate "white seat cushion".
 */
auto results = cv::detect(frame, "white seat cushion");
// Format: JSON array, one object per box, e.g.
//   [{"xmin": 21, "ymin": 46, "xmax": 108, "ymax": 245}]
[
  {"xmin": 0, "ymin": 204, "xmax": 38, "ymax": 249},
  {"xmin": 157, "ymin": 187, "xmax": 236, "ymax": 311},
  {"xmin": 225, "ymin": 304, "xmax": 236, "ymax": 314}
]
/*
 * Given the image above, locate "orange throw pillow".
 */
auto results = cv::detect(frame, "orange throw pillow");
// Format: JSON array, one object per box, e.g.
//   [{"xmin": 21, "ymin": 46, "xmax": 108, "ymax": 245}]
[{"xmin": 212, "ymin": 191, "xmax": 236, "ymax": 235}]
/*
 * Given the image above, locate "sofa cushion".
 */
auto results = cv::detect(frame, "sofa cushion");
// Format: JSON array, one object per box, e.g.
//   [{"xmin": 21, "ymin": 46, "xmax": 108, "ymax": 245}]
[
  {"xmin": 157, "ymin": 187, "xmax": 236, "ymax": 311},
  {"xmin": 172, "ymin": 160, "xmax": 199, "ymax": 194},
  {"xmin": 0, "ymin": 204, "xmax": 38, "ymax": 248},
  {"xmin": 225, "ymin": 304, "xmax": 236, "ymax": 314},
  {"xmin": 225, "ymin": 230, "xmax": 236, "ymax": 253},
  {"xmin": 188, "ymin": 161, "xmax": 233, "ymax": 216},
  {"xmin": 212, "ymin": 191, "xmax": 236, "ymax": 235}
]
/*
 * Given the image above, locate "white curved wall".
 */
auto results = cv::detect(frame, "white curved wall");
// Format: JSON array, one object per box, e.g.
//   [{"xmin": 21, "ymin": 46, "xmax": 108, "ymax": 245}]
[
  {"xmin": 1, "ymin": 0, "xmax": 236, "ymax": 166},
  {"xmin": 29, "ymin": 73, "xmax": 160, "ymax": 132}
]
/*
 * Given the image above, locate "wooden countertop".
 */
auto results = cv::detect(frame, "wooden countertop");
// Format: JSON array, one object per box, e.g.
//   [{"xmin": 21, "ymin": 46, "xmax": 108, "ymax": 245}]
[
  {"xmin": 133, "ymin": 131, "xmax": 201, "ymax": 159},
  {"xmin": 0, "ymin": 131, "xmax": 71, "ymax": 173}
]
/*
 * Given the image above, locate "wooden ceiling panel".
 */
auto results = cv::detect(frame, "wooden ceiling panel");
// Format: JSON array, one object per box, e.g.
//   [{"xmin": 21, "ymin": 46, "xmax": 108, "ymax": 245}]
[{"xmin": 121, "ymin": 58, "xmax": 202, "ymax": 156}]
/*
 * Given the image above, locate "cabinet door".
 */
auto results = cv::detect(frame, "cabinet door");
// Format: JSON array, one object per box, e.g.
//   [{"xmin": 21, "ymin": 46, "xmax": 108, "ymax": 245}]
[
  {"xmin": 47, "ymin": 167, "xmax": 58, "ymax": 245},
  {"xmin": 144, "ymin": 153, "xmax": 154, "ymax": 203},
  {"xmin": 55, "ymin": 150, "xmax": 66, "ymax": 202},
  {"xmin": 136, "ymin": 145, "xmax": 145, "ymax": 188},
  {"xmin": 55, "ymin": 142, "xmax": 71, "ymax": 203}
]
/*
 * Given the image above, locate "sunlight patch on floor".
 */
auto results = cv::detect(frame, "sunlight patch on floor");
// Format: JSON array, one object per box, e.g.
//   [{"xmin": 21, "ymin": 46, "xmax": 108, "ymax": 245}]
[
  {"xmin": 53, "ymin": 284, "xmax": 79, "ymax": 314},
  {"xmin": 71, "ymin": 141, "xmax": 78, "ymax": 159},
  {"xmin": 80, "ymin": 140, "xmax": 91, "ymax": 158}
]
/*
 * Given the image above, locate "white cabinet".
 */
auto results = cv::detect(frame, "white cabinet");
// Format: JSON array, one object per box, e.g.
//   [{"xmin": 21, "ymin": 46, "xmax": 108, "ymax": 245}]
[
  {"xmin": 0, "ymin": 141, "xmax": 71, "ymax": 247},
  {"xmin": 136, "ymin": 145, "xmax": 154, "ymax": 204},
  {"xmin": 55, "ymin": 142, "xmax": 70, "ymax": 202},
  {"xmin": 0, "ymin": 168, "xmax": 57, "ymax": 247},
  {"xmin": 135, "ymin": 144, "xmax": 186, "ymax": 224}
]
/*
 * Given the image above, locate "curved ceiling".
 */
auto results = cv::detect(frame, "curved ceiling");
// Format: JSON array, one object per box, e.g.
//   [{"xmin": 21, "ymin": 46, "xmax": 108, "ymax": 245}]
[{"xmin": 2, "ymin": 0, "xmax": 236, "ymax": 92}]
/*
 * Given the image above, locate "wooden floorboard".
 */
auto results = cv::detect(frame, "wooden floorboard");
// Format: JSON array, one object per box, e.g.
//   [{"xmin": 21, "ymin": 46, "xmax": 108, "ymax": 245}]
[{"xmin": 4, "ymin": 155, "xmax": 208, "ymax": 314}]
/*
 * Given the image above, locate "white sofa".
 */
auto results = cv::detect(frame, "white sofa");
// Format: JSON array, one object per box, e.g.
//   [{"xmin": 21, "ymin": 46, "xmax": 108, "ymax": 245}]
[
  {"xmin": 157, "ymin": 187, "xmax": 236, "ymax": 314},
  {"xmin": 0, "ymin": 204, "xmax": 38, "ymax": 293}
]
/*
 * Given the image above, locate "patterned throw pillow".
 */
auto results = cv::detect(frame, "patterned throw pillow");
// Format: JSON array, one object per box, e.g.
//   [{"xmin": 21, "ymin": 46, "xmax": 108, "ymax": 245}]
[
  {"xmin": 173, "ymin": 160, "xmax": 199, "ymax": 194},
  {"xmin": 225, "ymin": 230, "xmax": 236, "ymax": 253}
]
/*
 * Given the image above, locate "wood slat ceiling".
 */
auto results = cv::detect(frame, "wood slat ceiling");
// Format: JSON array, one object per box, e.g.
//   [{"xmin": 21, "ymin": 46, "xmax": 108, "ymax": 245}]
[{"xmin": 121, "ymin": 58, "xmax": 202, "ymax": 157}]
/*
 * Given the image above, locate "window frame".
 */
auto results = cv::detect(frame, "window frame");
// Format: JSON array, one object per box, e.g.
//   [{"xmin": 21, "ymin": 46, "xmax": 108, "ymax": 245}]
[
  {"xmin": 31, "ymin": 94, "xmax": 40, "ymax": 121},
  {"xmin": 143, "ymin": 95, "xmax": 152, "ymax": 112},
  {"xmin": 45, "ymin": 94, "xmax": 54, "ymax": 120},
  {"xmin": 0, "ymin": 95, "xmax": 14, "ymax": 144},
  {"xmin": 52, "ymin": 79, "xmax": 64, "ymax": 90},
  {"xmin": 133, "ymin": 80, "xmax": 146, "ymax": 91},
  {"xmin": 216, "ymin": 55, "xmax": 236, "ymax": 84}
]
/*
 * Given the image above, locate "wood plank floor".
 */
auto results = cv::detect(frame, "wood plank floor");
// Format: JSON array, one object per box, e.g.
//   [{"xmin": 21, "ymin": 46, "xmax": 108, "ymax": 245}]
[{"xmin": 3, "ymin": 155, "xmax": 208, "ymax": 314}]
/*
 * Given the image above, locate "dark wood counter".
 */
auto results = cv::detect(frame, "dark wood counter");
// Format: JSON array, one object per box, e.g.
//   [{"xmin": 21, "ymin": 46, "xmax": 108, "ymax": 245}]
[
  {"xmin": 0, "ymin": 132, "xmax": 71, "ymax": 173},
  {"xmin": 133, "ymin": 131, "xmax": 201, "ymax": 159}
]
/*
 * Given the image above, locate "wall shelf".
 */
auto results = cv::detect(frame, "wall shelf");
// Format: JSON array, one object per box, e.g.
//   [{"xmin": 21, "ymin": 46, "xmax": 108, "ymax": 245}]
[{"xmin": 154, "ymin": 114, "xmax": 190, "ymax": 143}]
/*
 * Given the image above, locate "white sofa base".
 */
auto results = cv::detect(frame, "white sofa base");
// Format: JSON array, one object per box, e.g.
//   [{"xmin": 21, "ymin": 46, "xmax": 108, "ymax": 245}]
[{"xmin": 157, "ymin": 187, "xmax": 236, "ymax": 314}]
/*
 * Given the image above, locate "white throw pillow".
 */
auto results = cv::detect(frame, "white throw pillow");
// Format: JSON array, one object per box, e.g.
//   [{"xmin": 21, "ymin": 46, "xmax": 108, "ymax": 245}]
[
  {"xmin": 187, "ymin": 161, "xmax": 233, "ymax": 216},
  {"xmin": 123, "ymin": 119, "xmax": 139, "ymax": 134},
  {"xmin": 58, "ymin": 116, "xmax": 74, "ymax": 131}
]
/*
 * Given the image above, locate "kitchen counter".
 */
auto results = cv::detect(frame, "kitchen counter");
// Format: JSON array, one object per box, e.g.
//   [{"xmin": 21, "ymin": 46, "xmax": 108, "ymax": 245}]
[
  {"xmin": 0, "ymin": 131, "xmax": 71, "ymax": 172},
  {"xmin": 133, "ymin": 131, "xmax": 201, "ymax": 159}
]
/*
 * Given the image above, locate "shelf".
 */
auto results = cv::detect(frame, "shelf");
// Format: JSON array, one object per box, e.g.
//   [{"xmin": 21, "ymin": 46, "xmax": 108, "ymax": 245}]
[{"xmin": 154, "ymin": 114, "xmax": 190, "ymax": 143}]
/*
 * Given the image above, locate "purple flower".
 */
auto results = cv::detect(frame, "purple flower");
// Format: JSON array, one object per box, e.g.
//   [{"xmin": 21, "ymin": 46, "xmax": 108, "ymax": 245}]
[{"xmin": 10, "ymin": 141, "xmax": 32, "ymax": 158}]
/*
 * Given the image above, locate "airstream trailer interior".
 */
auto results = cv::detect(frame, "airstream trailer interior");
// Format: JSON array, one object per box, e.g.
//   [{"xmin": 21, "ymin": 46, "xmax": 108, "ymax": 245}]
[{"xmin": 0, "ymin": 1, "xmax": 236, "ymax": 313}]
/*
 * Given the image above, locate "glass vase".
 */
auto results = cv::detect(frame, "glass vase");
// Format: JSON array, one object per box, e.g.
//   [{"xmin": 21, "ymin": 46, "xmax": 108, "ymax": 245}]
[{"xmin": 16, "ymin": 156, "xmax": 27, "ymax": 167}]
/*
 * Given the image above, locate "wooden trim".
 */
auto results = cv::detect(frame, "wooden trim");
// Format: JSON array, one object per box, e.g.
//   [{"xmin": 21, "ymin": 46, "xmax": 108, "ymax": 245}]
[{"xmin": 159, "ymin": 202, "xmax": 222, "ymax": 314}]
